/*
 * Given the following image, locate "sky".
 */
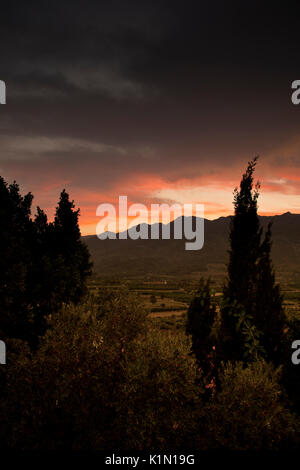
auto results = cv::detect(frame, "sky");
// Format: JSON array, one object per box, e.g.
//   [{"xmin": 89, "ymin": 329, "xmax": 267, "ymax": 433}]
[{"xmin": 1, "ymin": 0, "xmax": 300, "ymax": 234}]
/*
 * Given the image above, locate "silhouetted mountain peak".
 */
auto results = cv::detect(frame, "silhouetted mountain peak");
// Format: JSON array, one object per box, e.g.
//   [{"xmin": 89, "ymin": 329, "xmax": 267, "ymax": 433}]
[{"xmin": 84, "ymin": 212, "xmax": 300, "ymax": 276}]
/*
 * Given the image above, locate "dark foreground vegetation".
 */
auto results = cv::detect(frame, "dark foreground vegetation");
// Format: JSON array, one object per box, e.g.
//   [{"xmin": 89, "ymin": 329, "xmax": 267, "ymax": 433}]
[{"xmin": 0, "ymin": 160, "xmax": 300, "ymax": 450}]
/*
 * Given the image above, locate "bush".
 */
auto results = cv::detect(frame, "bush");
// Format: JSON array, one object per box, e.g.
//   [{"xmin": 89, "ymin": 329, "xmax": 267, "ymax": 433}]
[
  {"xmin": 0, "ymin": 290, "xmax": 147, "ymax": 449},
  {"xmin": 205, "ymin": 360, "xmax": 299, "ymax": 450},
  {"xmin": 120, "ymin": 330, "xmax": 202, "ymax": 450},
  {"xmin": 0, "ymin": 290, "xmax": 203, "ymax": 450}
]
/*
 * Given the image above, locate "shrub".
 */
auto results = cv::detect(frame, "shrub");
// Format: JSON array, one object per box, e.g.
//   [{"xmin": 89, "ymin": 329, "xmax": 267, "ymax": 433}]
[
  {"xmin": 120, "ymin": 330, "xmax": 202, "ymax": 450},
  {"xmin": 0, "ymin": 290, "xmax": 147, "ymax": 449},
  {"xmin": 0, "ymin": 290, "xmax": 203, "ymax": 450},
  {"xmin": 205, "ymin": 360, "xmax": 299, "ymax": 450}
]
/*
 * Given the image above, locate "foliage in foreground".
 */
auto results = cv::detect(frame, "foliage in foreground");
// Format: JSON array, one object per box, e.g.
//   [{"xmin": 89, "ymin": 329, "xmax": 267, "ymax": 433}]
[
  {"xmin": 205, "ymin": 360, "xmax": 299, "ymax": 450},
  {"xmin": 0, "ymin": 177, "xmax": 92, "ymax": 346},
  {"xmin": 0, "ymin": 290, "xmax": 201, "ymax": 449},
  {"xmin": 0, "ymin": 289, "xmax": 298, "ymax": 450}
]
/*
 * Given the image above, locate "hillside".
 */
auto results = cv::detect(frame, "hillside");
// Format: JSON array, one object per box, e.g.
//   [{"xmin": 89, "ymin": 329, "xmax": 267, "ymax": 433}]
[{"xmin": 83, "ymin": 212, "xmax": 300, "ymax": 277}]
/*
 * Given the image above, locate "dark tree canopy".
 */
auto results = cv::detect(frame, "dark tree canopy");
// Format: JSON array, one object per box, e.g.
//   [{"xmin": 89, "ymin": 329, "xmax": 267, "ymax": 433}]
[
  {"xmin": 186, "ymin": 279, "xmax": 216, "ymax": 391},
  {"xmin": 221, "ymin": 158, "xmax": 285, "ymax": 363},
  {"xmin": 0, "ymin": 178, "xmax": 92, "ymax": 346},
  {"xmin": 0, "ymin": 177, "xmax": 33, "ymax": 340}
]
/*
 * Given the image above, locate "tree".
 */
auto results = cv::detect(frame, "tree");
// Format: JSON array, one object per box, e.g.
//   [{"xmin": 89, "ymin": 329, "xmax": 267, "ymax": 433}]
[
  {"xmin": 186, "ymin": 279, "xmax": 216, "ymax": 390},
  {"xmin": 52, "ymin": 189, "xmax": 92, "ymax": 305},
  {"xmin": 254, "ymin": 224, "xmax": 285, "ymax": 363},
  {"xmin": 27, "ymin": 190, "xmax": 92, "ymax": 345},
  {"xmin": 0, "ymin": 178, "xmax": 92, "ymax": 346},
  {"xmin": 0, "ymin": 177, "xmax": 33, "ymax": 340},
  {"xmin": 0, "ymin": 290, "xmax": 202, "ymax": 450},
  {"xmin": 220, "ymin": 158, "xmax": 285, "ymax": 363}
]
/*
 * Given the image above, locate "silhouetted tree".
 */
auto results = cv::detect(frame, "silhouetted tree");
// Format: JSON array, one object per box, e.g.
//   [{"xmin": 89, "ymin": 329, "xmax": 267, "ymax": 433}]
[
  {"xmin": 220, "ymin": 158, "xmax": 285, "ymax": 363},
  {"xmin": 186, "ymin": 279, "xmax": 216, "ymax": 390},
  {"xmin": 26, "ymin": 207, "xmax": 61, "ymax": 344},
  {"xmin": 0, "ymin": 177, "xmax": 33, "ymax": 340},
  {"xmin": 52, "ymin": 189, "xmax": 92, "ymax": 305},
  {"xmin": 254, "ymin": 224, "xmax": 285, "ymax": 363},
  {"xmin": 0, "ymin": 178, "xmax": 92, "ymax": 346},
  {"xmin": 29, "ymin": 190, "xmax": 92, "ymax": 329}
]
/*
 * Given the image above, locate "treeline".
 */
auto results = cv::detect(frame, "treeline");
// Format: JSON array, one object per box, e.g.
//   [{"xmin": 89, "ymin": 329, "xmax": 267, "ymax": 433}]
[
  {"xmin": 0, "ymin": 162, "xmax": 300, "ymax": 450},
  {"xmin": 0, "ymin": 178, "xmax": 92, "ymax": 346}
]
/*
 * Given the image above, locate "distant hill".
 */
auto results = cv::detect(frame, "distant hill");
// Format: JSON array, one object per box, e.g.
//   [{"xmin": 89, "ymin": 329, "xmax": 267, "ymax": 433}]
[{"xmin": 83, "ymin": 212, "xmax": 300, "ymax": 277}]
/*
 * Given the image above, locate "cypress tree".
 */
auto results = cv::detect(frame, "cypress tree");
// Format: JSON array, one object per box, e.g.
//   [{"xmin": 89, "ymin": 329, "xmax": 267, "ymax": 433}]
[
  {"xmin": 53, "ymin": 189, "xmax": 92, "ymax": 304},
  {"xmin": 0, "ymin": 178, "xmax": 92, "ymax": 345},
  {"xmin": 0, "ymin": 177, "xmax": 33, "ymax": 340},
  {"xmin": 221, "ymin": 157, "xmax": 285, "ymax": 363},
  {"xmin": 254, "ymin": 224, "xmax": 285, "ymax": 363}
]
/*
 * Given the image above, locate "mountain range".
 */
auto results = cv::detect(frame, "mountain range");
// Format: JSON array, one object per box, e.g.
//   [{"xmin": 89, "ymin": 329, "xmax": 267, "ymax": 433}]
[{"xmin": 83, "ymin": 212, "xmax": 300, "ymax": 277}]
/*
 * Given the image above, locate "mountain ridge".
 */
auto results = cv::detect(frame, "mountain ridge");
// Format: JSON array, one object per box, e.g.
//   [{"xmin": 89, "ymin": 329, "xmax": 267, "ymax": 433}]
[{"xmin": 83, "ymin": 212, "xmax": 300, "ymax": 276}]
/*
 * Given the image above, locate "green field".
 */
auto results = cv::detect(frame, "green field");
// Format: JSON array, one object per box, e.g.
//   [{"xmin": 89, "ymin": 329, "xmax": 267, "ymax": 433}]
[{"xmin": 88, "ymin": 264, "xmax": 300, "ymax": 331}]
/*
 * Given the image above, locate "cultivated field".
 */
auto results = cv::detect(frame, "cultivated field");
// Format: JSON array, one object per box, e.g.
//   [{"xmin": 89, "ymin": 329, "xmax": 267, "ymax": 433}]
[{"xmin": 88, "ymin": 264, "xmax": 300, "ymax": 331}]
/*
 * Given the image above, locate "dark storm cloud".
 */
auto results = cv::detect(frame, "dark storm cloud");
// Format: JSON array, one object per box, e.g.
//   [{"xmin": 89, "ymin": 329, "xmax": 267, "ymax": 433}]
[
  {"xmin": 0, "ymin": 0, "xmax": 168, "ymax": 100},
  {"xmin": 2, "ymin": 0, "xmax": 299, "ymax": 100}
]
